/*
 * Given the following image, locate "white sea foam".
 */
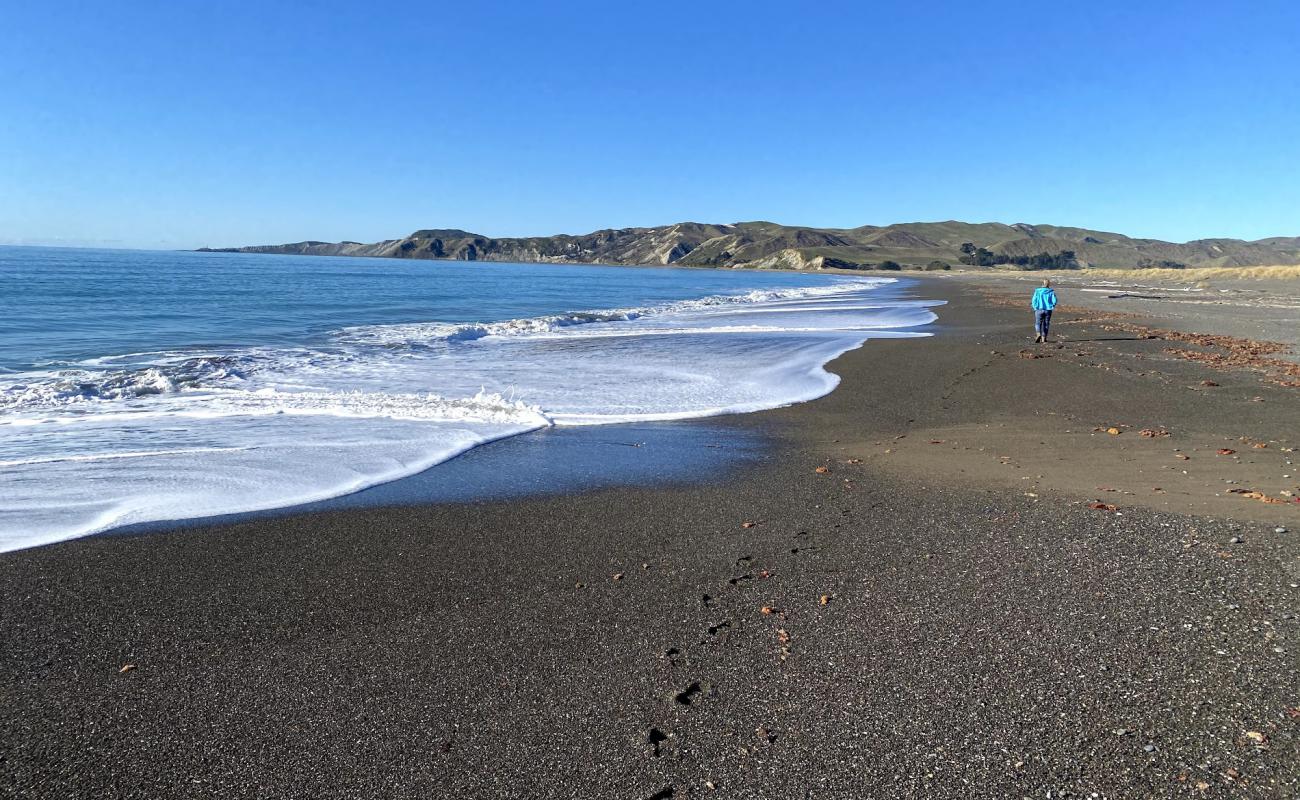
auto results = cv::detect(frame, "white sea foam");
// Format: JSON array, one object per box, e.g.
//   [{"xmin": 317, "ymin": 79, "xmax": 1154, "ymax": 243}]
[
  {"xmin": 0, "ymin": 274, "xmax": 941, "ymax": 552},
  {"xmin": 332, "ymin": 282, "xmax": 872, "ymax": 346}
]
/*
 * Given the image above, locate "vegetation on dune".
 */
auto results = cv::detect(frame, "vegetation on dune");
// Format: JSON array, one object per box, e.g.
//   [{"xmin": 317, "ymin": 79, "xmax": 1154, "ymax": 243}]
[{"xmin": 1061, "ymin": 265, "xmax": 1300, "ymax": 283}]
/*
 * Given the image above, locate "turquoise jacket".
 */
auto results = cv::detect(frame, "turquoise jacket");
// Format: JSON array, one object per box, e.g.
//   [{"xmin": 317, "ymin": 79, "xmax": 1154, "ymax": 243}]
[{"xmin": 1031, "ymin": 287, "xmax": 1057, "ymax": 311}]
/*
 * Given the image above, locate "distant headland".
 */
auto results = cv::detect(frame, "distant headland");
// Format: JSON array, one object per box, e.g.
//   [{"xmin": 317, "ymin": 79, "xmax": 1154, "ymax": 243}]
[{"xmin": 199, "ymin": 220, "xmax": 1300, "ymax": 271}]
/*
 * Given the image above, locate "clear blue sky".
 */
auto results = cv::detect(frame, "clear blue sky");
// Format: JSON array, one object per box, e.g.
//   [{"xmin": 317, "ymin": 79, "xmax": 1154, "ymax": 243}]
[{"xmin": 2, "ymin": 0, "xmax": 1298, "ymax": 249}]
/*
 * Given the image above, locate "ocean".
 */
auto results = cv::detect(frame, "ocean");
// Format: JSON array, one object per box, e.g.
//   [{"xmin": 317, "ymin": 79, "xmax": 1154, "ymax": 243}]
[{"xmin": 0, "ymin": 246, "xmax": 941, "ymax": 552}]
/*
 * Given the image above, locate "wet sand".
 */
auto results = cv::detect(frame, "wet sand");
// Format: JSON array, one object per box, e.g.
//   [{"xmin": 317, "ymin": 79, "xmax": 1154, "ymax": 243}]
[{"xmin": 2, "ymin": 280, "xmax": 1298, "ymax": 799}]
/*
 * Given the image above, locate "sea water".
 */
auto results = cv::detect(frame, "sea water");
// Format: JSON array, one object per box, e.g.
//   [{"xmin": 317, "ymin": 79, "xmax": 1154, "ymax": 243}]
[{"xmin": 0, "ymin": 246, "xmax": 941, "ymax": 551}]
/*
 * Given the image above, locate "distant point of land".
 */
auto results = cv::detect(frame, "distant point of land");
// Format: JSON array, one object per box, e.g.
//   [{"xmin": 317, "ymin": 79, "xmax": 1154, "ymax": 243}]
[{"xmin": 198, "ymin": 220, "xmax": 1300, "ymax": 271}]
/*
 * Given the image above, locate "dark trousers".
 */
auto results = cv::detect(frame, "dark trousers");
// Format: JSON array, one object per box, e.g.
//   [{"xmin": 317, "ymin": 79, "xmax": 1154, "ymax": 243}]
[{"xmin": 1034, "ymin": 309, "xmax": 1052, "ymax": 336}]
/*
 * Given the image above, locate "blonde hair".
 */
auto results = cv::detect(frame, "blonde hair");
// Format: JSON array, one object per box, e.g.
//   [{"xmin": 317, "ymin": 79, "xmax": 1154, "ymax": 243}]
[{"xmin": 1042, "ymin": 279, "xmax": 1051, "ymax": 287}]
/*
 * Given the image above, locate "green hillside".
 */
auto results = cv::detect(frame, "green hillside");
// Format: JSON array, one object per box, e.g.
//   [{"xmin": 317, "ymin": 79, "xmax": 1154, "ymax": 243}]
[{"xmin": 200, "ymin": 220, "xmax": 1300, "ymax": 271}]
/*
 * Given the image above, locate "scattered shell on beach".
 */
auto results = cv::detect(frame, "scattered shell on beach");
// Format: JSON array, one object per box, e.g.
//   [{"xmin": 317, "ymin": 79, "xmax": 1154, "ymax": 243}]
[
  {"xmin": 611, "ymin": 572, "xmax": 624, "ymax": 581},
  {"xmin": 741, "ymin": 521, "xmax": 757, "ymax": 528},
  {"xmin": 118, "ymin": 663, "xmax": 136, "ymax": 674},
  {"xmin": 1217, "ymin": 449, "xmax": 1236, "ymax": 456},
  {"xmin": 814, "ymin": 466, "xmax": 831, "ymax": 474},
  {"xmin": 760, "ymin": 606, "xmax": 776, "ymax": 615},
  {"xmin": 1106, "ymin": 427, "xmax": 1122, "ymax": 436},
  {"xmin": 819, "ymin": 594, "xmax": 831, "ymax": 606},
  {"xmin": 1088, "ymin": 502, "xmax": 1118, "ymax": 512},
  {"xmin": 1227, "ymin": 489, "xmax": 1291, "ymax": 504}
]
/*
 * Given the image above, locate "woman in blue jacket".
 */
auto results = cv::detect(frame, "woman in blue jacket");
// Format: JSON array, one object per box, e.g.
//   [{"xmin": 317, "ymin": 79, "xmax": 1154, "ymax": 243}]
[{"xmin": 1031, "ymin": 279, "xmax": 1057, "ymax": 343}]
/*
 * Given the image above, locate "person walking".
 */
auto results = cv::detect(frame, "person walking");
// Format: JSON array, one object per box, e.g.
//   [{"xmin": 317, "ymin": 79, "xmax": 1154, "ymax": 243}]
[{"xmin": 1031, "ymin": 279, "xmax": 1057, "ymax": 343}]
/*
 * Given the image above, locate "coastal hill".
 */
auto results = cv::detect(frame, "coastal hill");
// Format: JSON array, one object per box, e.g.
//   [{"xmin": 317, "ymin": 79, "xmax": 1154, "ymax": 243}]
[{"xmin": 199, "ymin": 220, "xmax": 1300, "ymax": 271}]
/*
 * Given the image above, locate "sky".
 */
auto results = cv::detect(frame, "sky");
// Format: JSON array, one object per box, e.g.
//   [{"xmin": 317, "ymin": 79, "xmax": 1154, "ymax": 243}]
[{"xmin": 1, "ymin": 0, "xmax": 1298, "ymax": 249}]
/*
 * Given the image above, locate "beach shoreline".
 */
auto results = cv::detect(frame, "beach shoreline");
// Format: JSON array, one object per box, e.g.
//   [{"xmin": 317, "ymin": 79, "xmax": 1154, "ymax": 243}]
[
  {"xmin": 1, "ymin": 252, "xmax": 932, "ymax": 554},
  {"xmin": 3, "ymin": 279, "xmax": 1297, "ymax": 798},
  {"xmin": 103, "ymin": 419, "xmax": 776, "ymax": 542}
]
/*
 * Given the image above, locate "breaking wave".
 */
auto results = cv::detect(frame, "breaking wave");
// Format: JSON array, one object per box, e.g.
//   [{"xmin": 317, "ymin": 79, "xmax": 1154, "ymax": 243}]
[
  {"xmin": 0, "ymin": 268, "xmax": 941, "ymax": 552},
  {"xmin": 333, "ymin": 282, "xmax": 869, "ymax": 347}
]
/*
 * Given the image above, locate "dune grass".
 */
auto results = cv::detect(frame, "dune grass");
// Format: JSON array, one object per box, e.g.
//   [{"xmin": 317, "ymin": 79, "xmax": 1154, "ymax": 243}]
[{"xmin": 1030, "ymin": 265, "xmax": 1300, "ymax": 284}]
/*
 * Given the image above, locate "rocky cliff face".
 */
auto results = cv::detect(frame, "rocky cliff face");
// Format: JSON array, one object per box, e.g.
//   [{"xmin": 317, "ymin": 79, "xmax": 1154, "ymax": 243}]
[
  {"xmin": 199, "ymin": 220, "xmax": 1300, "ymax": 271},
  {"xmin": 737, "ymin": 249, "xmax": 869, "ymax": 271}
]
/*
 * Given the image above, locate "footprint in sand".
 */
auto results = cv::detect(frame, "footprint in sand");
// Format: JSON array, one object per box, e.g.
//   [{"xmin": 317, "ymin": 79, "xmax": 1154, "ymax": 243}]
[{"xmin": 674, "ymin": 681, "xmax": 704, "ymax": 706}]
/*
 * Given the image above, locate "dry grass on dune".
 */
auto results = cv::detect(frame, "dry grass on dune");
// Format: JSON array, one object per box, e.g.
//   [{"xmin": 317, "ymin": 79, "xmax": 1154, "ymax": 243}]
[{"xmin": 1056, "ymin": 265, "xmax": 1300, "ymax": 283}]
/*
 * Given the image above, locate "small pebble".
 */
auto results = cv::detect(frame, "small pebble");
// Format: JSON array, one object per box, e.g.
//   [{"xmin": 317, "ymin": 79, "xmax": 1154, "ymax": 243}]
[
  {"xmin": 1276, "ymin": 527, "xmax": 1288, "ymax": 534},
  {"xmin": 1230, "ymin": 536, "xmax": 1243, "ymax": 544},
  {"xmin": 1143, "ymin": 743, "xmax": 1157, "ymax": 753}
]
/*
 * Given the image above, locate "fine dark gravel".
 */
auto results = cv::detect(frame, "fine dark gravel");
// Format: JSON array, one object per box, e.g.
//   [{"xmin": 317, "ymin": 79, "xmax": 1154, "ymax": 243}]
[{"xmin": 2, "ymin": 280, "xmax": 1297, "ymax": 799}]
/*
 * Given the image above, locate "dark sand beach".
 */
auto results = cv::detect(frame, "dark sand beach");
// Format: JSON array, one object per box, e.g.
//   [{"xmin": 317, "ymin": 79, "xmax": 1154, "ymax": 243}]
[{"xmin": 3, "ymin": 280, "xmax": 1297, "ymax": 798}]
